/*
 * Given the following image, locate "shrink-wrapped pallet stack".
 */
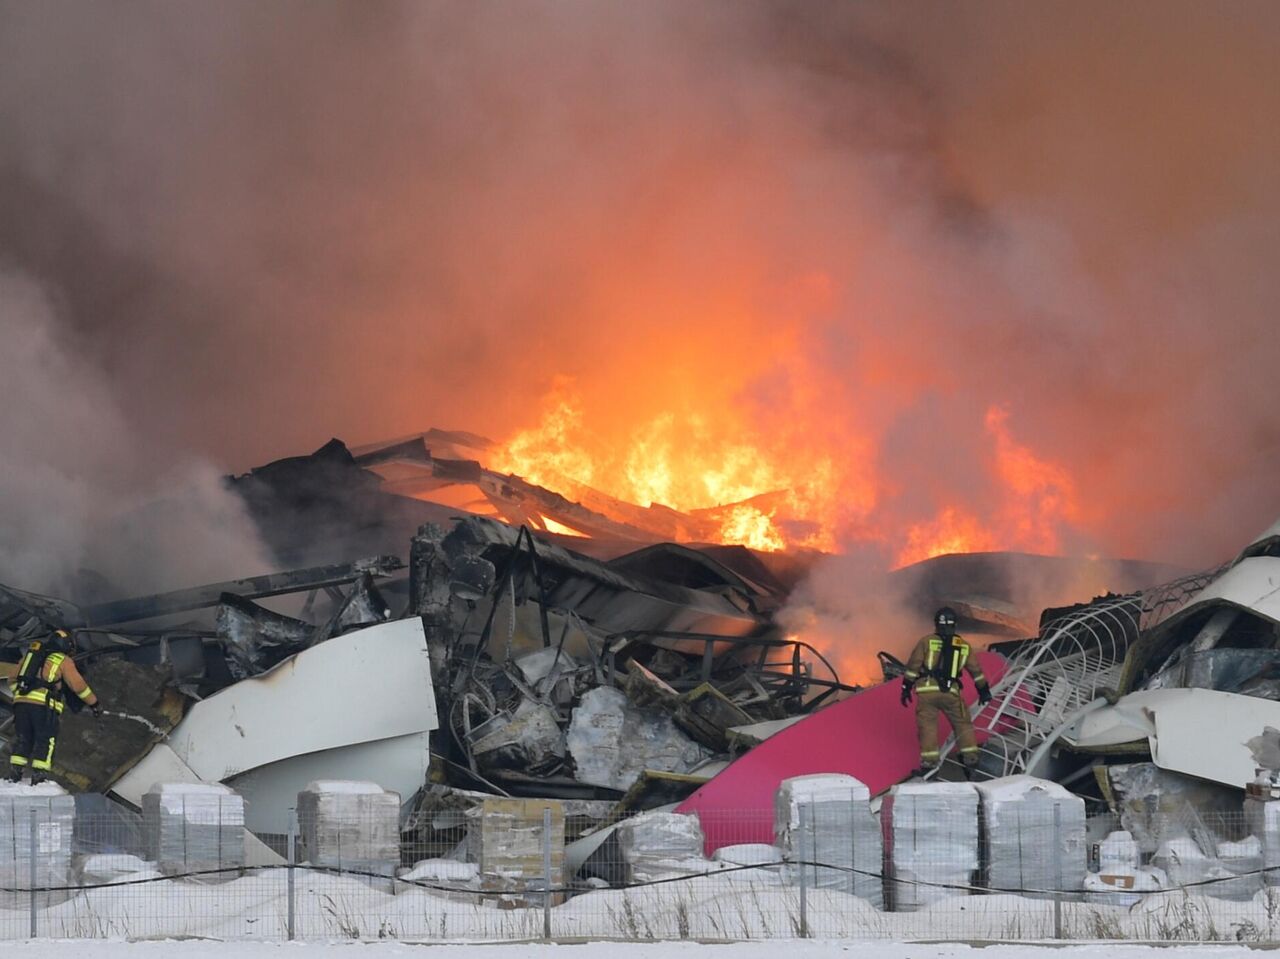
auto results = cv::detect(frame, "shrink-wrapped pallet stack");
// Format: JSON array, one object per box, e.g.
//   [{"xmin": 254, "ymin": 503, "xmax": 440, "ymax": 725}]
[
  {"xmin": 774, "ymin": 773, "xmax": 883, "ymax": 907},
  {"xmin": 0, "ymin": 781, "xmax": 75, "ymax": 902},
  {"xmin": 614, "ymin": 810, "xmax": 706, "ymax": 884},
  {"xmin": 465, "ymin": 797, "xmax": 565, "ymax": 903},
  {"xmin": 881, "ymin": 781, "xmax": 979, "ymax": 911},
  {"xmin": 142, "ymin": 783, "xmax": 245, "ymax": 878},
  {"xmin": 1245, "ymin": 796, "xmax": 1280, "ymax": 887},
  {"xmin": 298, "ymin": 781, "xmax": 400, "ymax": 882},
  {"xmin": 975, "ymin": 775, "xmax": 1085, "ymax": 898}
]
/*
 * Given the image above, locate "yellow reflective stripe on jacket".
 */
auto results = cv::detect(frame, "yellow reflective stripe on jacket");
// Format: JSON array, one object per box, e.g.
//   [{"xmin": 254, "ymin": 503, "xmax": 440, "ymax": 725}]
[
  {"xmin": 13, "ymin": 651, "xmax": 69, "ymax": 708},
  {"xmin": 77, "ymin": 684, "xmax": 95, "ymax": 702},
  {"xmin": 45, "ymin": 652, "xmax": 67, "ymax": 682},
  {"xmin": 915, "ymin": 635, "xmax": 970, "ymax": 691}
]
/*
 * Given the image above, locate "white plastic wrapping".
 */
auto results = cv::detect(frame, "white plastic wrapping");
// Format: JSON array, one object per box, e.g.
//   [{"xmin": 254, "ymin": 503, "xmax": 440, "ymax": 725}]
[
  {"xmin": 774, "ymin": 773, "xmax": 883, "ymax": 908},
  {"xmin": 78, "ymin": 854, "xmax": 162, "ymax": 884},
  {"xmin": 1098, "ymin": 830, "xmax": 1140, "ymax": 871},
  {"xmin": 615, "ymin": 811, "xmax": 707, "ymax": 884},
  {"xmin": 975, "ymin": 775, "xmax": 1086, "ymax": 897},
  {"xmin": 1152, "ymin": 835, "xmax": 1262, "ymax": 901},
  {"xmin": 881, "ymin": 781, "xmax": 978, "ymax": 911},
  {"xmin": 566, "ymin": 687, "xmax": 708, "ymax": 791},
  {"xmin": 142, "ymin": 783, "xmax": 245, "ymax": 877},
  {"xmin": 297, "ymin": 780, "xmax": 400, "ymax": 878}
]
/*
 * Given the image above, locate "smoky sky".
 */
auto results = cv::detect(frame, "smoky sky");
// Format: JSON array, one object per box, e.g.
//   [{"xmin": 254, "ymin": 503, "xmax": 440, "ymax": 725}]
[{"xmin": 1, "ymin": 0, "xmax": 1278, "ymax": 585}]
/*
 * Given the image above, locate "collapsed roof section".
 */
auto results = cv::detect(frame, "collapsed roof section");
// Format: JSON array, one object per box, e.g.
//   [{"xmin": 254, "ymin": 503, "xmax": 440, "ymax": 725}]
[
  {"xmin": 1, "ymin": 487, "xmax": 847, "ymax": 812},
  {"xmin": 1121, "ymin": 548, "xmax": 1280, "ymax": 694}
]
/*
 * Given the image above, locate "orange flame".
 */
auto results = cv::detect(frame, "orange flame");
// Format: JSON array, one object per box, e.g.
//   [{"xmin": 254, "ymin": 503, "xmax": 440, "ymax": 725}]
[
  {"xmin": 489, "ymin": 382, "xmax": 1081, "ymax": 561},
  {"xmin": 893, "ymin": 406, "xmax": 1082, "ymax": 566},
  {"xmin": 488, "ymin": 380, "xmax": 835, "ymax": 551}
]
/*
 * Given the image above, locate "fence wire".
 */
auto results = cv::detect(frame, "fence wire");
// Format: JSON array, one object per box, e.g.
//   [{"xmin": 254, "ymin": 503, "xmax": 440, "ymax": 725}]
[{"xmin": 5, "ymin": 799, "xmax": 1280, "ymax": 942}]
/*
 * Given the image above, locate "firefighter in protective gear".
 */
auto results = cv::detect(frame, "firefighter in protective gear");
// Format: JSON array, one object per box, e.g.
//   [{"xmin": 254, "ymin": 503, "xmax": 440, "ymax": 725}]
[
  {"xmin": 7, "ymin": 629, "xmax": 101, "ymax": 785},
  {"xmin": 900, "ymin": 607, "xmax": 992, "ymax": 773}
]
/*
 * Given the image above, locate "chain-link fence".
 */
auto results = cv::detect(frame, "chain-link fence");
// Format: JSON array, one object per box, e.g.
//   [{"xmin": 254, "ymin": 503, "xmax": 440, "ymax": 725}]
[{"xmin": 4, "ymin": 796, "xmax": 1280, "ymax": 942}]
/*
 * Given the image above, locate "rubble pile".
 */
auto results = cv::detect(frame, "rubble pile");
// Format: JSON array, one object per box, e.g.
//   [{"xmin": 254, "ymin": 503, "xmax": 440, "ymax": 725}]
[{"xmin": 3, "ymin": 431, "xmax": 1280, "ymax": 914}]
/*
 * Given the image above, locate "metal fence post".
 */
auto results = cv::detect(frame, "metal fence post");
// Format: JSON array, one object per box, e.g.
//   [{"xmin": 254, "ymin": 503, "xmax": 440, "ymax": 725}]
[
  {"xmin": 1052, "ymin": 803, "xmax": 1064, "ymax": 940},
  {"xmin": 28, "ymin": 810, "xmax": 38, "ymax": 939},
  {"xmin": 542, "ymin": 806, "xmax": 553, "ymax": 941},
  {"xmin": 797, "ymin": 802, "xmax": 809, "ymax": 938},
  {"xmin": 849, "ymin": 793, "xmax": 857, "ymax": 896},
  {"xmin": 287, "ymin": 812, "xmax": 297, "ymax": 941}
]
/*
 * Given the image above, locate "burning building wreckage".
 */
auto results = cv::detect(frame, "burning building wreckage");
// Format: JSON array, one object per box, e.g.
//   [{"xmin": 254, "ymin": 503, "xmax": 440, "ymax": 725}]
[{"xmin": 3, "ymin": 429, "xmax": 1280, "ymax": 897}]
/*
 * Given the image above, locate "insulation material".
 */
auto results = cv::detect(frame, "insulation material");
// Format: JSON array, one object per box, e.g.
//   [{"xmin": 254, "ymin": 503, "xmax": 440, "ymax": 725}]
[
  {"xmin": 1245, "ymin": 797, "xmax": 1280, "ymax": 887},
  {"xmin": 1097, "ymin": 830, "xmax": 1140, "ymax": 871},
  {"xmin": 469, "ymin": 700, "xmax": 564, "ymax": 774},
  {"xmin": 881, "ymin": 781, "xmax": 979, "ymax": 912},
  {"xmin": 615, "ymin": 810, "xmax": 706, "ymax": 884},
  {"xmin": 566, "ymin": 687, "xmax": 708, "ymax": 791},
  {"xmin": 142, "ymin": 783, "xmax": 245, "ymax": 877},
  {"xmin": 1217, "ymin": 837, "xmax": 1265, "ymax": 901},
  {"xmin": 1105, "ymin": 762, "xmax": 1239, "ymax": 854},
  {"xmin": 1151, "ymin": 836, "xmax": 1260, "ymax": 901},
  {"xmin": 0, "ymin": 781, "xmax": 75, "ymax": 900},
  {"xmin": 774, "ymin": 773, "xmax": 883, "ymax": 908},
  {"xmin": 297, "ymin": 780, "xmax": 400, "ymax": 878},
  {"xmin": 975, "ymin": 775, "xmax": 1086, "ymax": 897},
  {"xmin": 464, "ymin": 798, "xmax": 565, "ymax": 898}
]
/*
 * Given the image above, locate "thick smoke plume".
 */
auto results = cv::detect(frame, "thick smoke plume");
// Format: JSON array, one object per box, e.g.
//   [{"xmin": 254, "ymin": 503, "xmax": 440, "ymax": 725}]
[
  {"xmin": 1, "ymin": 2, "xmax": 1277, "ymax": 601},
  {"xmin": 0, "ymin": 272, "xmax": 273, "ymax": 596}
]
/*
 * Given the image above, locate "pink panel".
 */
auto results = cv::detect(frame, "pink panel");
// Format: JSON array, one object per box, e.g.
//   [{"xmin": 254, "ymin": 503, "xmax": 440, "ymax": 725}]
[{"xmin": 676, "ymin": 651, "xmax": 1011, "ymax": 853}]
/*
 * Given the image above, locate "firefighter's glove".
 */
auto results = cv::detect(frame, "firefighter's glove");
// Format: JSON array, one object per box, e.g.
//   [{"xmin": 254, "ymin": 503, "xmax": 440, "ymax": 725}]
[
  {"xmin": 977, "ymin": 685, "xmax": 993, "ymax": 706},
  {"xmin": 900, "ymin": 680, "xmax": 914, "ymax": 707},
  {"xmin": 91, "ymin": 703, "xmax": 103, "ymax": 719}
]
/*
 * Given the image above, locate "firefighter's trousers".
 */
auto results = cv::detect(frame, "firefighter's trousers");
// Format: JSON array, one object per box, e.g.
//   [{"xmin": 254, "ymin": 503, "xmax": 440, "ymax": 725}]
[
  {"xmin": 915, "ymin": 688, "xmax": 978, "ymax": 767},
  {"xmin": 9, "ymin": 701, "xmax": 60, "ymax": 773}
]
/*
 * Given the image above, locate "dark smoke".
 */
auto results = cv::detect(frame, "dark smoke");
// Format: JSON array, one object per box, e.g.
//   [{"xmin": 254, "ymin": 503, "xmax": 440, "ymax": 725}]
[{"xmin": 0, "ymin": 0, "xmax": 1276, "ymax": 597}]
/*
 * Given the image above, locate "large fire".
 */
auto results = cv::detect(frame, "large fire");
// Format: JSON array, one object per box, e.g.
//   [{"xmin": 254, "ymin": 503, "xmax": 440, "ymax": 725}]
[{"xmin": 487, "ymin": 381, "xmax": 1081, "ymax": 564}]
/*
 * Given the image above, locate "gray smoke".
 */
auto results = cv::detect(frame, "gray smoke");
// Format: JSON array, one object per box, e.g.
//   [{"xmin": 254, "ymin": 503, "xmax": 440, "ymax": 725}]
[
  {"xmin": 0, "ymin": 0, "xmax": 1276, "ymax": 589},
  {"xmin": 0, "ymin": 271, "xmax": 273, "ymax": 596}
]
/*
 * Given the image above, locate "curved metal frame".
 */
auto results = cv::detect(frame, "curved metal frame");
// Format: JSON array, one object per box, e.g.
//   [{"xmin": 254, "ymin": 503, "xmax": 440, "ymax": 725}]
[{"xmin": 924, "ymin": 567, "xmax": 1222, "ymax": 780}]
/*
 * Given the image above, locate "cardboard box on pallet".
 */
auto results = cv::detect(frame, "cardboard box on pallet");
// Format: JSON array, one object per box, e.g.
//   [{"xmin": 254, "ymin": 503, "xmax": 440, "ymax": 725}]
[{"xmin": 465, "ymin": 797, "xmax": 565, "ymax": 906}]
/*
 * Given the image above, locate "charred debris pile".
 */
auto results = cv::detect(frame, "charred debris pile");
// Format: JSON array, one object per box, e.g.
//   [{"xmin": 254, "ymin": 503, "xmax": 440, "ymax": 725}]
[
  {"xmin": 4, "ymin": 433, "xmax": 1277, "ymax": 866},
  {"xmin": 0, "ymin": 436, "xmax": 854, "ymax": 818}
]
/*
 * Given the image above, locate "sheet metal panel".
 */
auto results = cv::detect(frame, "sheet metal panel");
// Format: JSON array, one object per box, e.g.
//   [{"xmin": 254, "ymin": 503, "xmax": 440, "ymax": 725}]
[
  {"xmin": 227, "ymin": 731, "xmax": 431, "ymax": 834},
  {"xmin": 1148, "ymin": 687, "xmax": 1280, "ymax": 787},
  {"xmin": 1060, "ymin": 691, "xmax": 1161, "ymax": 748},
  {"xmin": 1175, "ymin": 557, "xmax": 1280, "ymax": 624},
  {"xmin": 677, "ymin": 651, "xmax": 1009, "ymax": 853},
  {"xmin": 166, "ymin": 617, "xmax": 436, "ymax": 781}
]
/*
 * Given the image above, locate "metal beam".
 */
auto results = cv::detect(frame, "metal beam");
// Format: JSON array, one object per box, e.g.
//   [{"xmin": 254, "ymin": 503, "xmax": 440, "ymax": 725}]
[{"xmin": 79, "ymin": 556, "xmax": 404, "ymax": 627}]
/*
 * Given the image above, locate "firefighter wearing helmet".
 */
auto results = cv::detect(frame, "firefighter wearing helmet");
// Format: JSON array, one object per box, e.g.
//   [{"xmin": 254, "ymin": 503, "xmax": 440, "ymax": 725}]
[
  {"xmin": 900, "ymin": 607, "xmax": 992, "ymax": 776},
  {"xmin": 7, "ymin": 627, "xmax": 102, "ymax": 785}
]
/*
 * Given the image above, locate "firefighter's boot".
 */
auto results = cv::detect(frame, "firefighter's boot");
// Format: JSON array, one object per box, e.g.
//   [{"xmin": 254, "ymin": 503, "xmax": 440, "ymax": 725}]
[
  {"xmin": 6, "ymin": 766, "xmax": 22, "ymax": 784},
  {"xmin": 30, "ymin": 772, "xmax": 47, "ymax": 786}
]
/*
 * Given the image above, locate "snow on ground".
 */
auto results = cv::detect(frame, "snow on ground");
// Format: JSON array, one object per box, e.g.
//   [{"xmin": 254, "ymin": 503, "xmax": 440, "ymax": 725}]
[
  {"xmin": 0, "ymin": 942, "xmax": 1272, "ymax": 959},
  {"xmin": 5, "ymin": 869, "xmax": 1280, "ymax": 943}
]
